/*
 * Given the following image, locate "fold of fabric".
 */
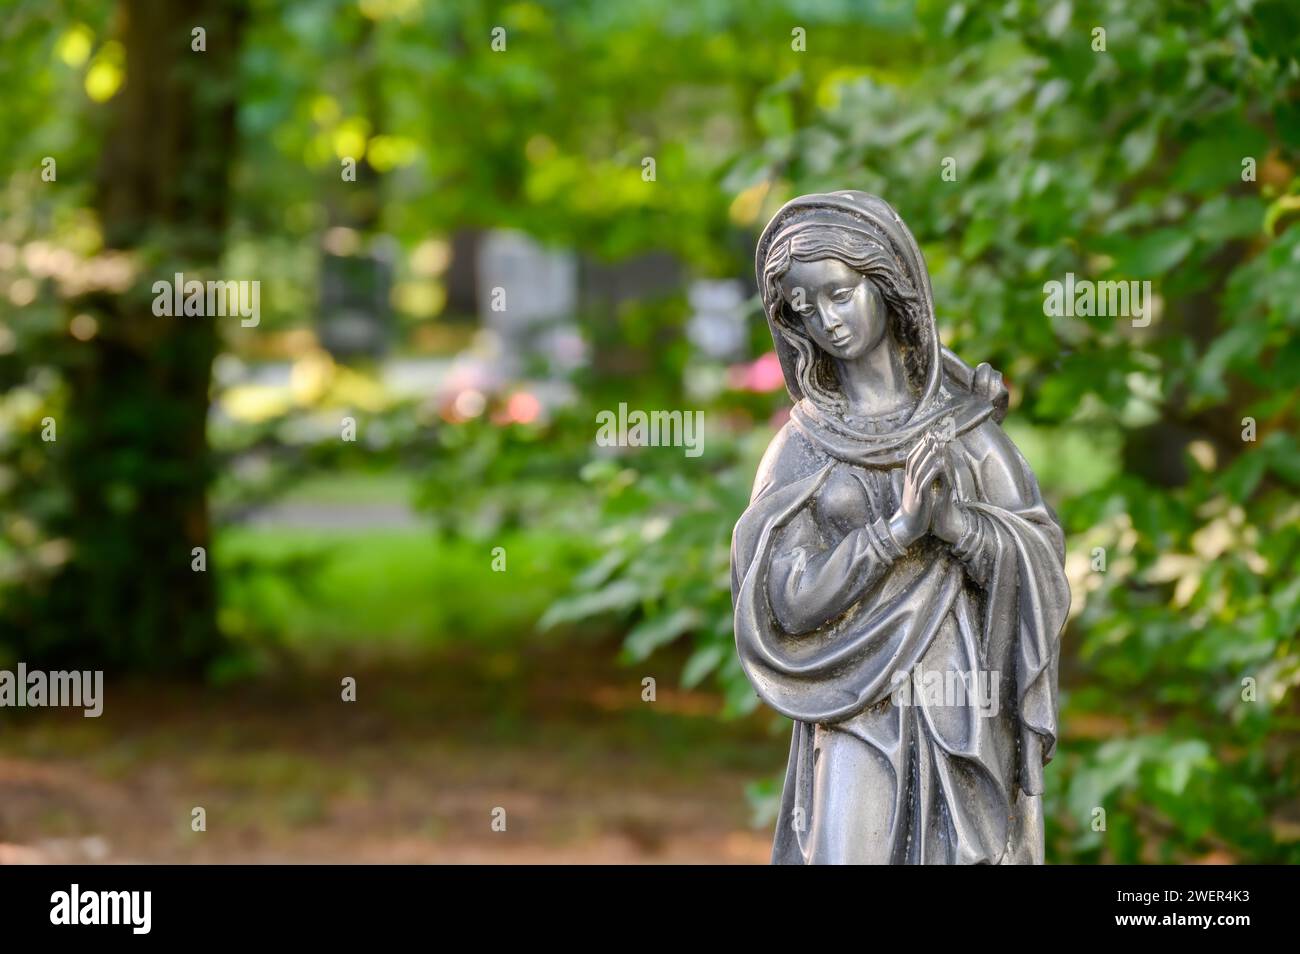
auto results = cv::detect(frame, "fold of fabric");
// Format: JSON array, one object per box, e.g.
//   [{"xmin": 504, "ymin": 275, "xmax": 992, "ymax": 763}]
[
  {"xmin": 735, "ymin": 415, "xmax": 1067, "ymax": 863},
  {"xmin": 740, "ymin": 190, "xmax": 1068, "ymax": 864}
]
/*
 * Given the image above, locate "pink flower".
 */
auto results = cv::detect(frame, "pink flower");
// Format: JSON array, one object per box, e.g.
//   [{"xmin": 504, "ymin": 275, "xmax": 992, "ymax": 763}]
[
  {"xmin": 747, "ymin": 351, "xmax": 785, "ymax": 392},
  {"xmin": 727, "ymin": 351, "xmax": 786, "ymax": 393}
]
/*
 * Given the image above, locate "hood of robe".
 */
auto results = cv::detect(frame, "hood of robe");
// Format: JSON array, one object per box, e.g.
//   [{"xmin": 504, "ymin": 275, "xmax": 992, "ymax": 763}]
[
  {"xmin": 756, "ymin": 190, "xmax": 942, "ymax": 411},
  {"xmin": 756, "ymin": 191, "xmax": 1006, "ymax": 466}
]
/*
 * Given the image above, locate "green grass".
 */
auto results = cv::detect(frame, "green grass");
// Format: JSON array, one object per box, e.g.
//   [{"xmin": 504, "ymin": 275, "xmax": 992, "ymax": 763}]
[
  {"xmin": 264, "ymin": 471, "xmax": 420, "ymax": 505},
  {"xmin": 216, "ymin": 525, "xmax": 597, "ymax": 657}
]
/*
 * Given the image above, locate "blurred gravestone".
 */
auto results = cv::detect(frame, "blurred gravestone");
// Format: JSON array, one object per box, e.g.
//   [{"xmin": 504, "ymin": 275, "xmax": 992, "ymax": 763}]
[
  {"xmin": 579, "ymin": 250, "xmax": 682, "ymax": 312},
  {"xmin": 579, "ymin": 251, "xmax": 684, "ymax": 378},
  {"xmin": 476, "ymin": 229, "xmax": 580, "ymax": 378},
  {"xmin": 686, "ymin": 278, "xmax": 748, "ymax": 361},
  {"xmin": 318, "ymin": 238, "xmax": 395, "ymax": 361},
  {"xmin": 443, "ymin": 228, "xmax": 482, "ymax": 319}
]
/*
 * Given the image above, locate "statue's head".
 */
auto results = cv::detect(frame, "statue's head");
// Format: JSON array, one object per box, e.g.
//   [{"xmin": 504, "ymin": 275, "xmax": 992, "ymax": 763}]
[{"xmin": 756, "ymin": 192, "xmax": 942, "ymax": 414}]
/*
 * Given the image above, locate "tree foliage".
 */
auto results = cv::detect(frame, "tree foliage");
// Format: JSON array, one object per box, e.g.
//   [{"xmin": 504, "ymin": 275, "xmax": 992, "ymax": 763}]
[
  {"xmin": 544, "ymin": 0, "xmax": 1300, "ymax": 862},
  {"xmin": 1, "ymin": 0, "xmax": 1297, "ymax": 860}
]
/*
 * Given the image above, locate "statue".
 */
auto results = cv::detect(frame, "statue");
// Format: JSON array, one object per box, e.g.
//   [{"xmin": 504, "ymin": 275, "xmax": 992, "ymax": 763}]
[{"xmin": 732, "ymin": 192, "xmax": 1070, "ymax": 864}]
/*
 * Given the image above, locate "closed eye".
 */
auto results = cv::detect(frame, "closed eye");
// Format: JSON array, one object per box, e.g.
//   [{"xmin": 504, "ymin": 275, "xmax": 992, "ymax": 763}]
[{"xmin": 830, "ymin": 287, "xmax": 855, "ymax": 304}]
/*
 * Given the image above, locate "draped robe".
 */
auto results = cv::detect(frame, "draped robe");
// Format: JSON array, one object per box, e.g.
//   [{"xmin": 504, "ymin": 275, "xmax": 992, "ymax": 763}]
[
  {"xmin": 731, "ymin": 379, "xmax": 1069, "ymax": 864},
  {"xmin": 738, "ymin": 189, "xmax": 1070, "ymax": 863}
]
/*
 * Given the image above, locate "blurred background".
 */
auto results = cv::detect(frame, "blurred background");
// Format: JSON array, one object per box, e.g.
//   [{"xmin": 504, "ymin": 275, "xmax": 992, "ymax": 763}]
[{"xmin": 0, "ymin": 0, "xmax": 1297, "ymax": 863}]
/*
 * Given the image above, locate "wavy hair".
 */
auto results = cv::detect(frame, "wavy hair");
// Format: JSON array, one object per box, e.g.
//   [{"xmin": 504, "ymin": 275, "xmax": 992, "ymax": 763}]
[{"xmin": 760, "ymin": 225, "xmax": 926, "ymax": 412}]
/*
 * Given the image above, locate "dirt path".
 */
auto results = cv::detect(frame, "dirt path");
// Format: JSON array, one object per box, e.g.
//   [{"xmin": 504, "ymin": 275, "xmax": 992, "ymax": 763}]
[{"xmin": 0, "ymin": 645, "xmax": 783, "ymax": 864}]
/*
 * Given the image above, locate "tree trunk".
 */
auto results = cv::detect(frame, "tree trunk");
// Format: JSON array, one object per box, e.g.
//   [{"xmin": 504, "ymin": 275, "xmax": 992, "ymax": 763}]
[{"xmin": 38, "ymin": 1, "xmax": 246, "ymax": 672}]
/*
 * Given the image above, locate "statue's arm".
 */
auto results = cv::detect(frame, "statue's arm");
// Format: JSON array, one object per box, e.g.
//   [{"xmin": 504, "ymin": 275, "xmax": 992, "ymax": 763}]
[
  {"xmin": 745, "ymin": 424, "xmax": 903, "ymax": 635},
  {"xmin": 947, "ymin": 422, "xmax": 1061, "ymax": 585},
  {"xmin": 945, "ymin": 420, "xmax": 1068, "ymax": 792},
  {"xmin": 766, "ymin": 497, "xmax": 904, "ymax": 636}
]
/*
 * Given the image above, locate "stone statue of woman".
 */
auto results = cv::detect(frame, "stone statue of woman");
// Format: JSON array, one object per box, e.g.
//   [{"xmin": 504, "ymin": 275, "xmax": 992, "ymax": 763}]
[{"xmin": 732, "ymin": 192, "xmax": 1070, "ymax": 864}]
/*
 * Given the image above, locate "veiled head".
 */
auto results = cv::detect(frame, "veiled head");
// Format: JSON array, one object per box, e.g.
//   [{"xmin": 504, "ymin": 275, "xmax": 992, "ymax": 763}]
[
  {"xmin": 776, "ymin": 257, "xmax": 889, "ymax": 362},
  {"xmin": 760, "ymin": 221, "xmax": 925, "ymax": 410}
]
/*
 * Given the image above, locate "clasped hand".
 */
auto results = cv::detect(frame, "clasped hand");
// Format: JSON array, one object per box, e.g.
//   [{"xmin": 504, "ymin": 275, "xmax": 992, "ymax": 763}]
[{"xmin": 888, "ymin": 431, "xmax": 967, "ymax": 548}]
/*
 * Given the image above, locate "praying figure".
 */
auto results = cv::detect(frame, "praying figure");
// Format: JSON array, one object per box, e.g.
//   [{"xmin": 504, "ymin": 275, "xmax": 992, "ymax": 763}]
[{"xmin": 732, "ymin": 191, "xmax": 1070, "ymax": 864}]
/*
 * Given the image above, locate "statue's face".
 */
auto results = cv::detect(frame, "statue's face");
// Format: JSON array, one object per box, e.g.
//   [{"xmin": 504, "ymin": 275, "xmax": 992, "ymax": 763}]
[{"xmin": 778, "ymin": 257, "xmax": 888, "ymax": 361}]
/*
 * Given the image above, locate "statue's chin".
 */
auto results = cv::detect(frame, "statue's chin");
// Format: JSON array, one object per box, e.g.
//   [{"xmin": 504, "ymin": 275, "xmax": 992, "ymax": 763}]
[{"xmin": 821, "ymin": 337, "xmax": 867, "ymax": 361}]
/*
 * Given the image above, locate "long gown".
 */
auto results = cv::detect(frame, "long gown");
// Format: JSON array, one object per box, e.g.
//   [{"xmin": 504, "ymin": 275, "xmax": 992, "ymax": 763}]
[{"xmin": 731, "ymin": 365, "xmax": 1070, "ymax": 864}]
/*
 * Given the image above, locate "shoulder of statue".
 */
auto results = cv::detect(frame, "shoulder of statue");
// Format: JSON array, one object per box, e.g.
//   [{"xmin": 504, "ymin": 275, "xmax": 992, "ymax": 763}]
[
  {"xmin": 953, "ymin": 416, "xmax": 1009, "ymax": 460},
  {"xmin": 953, "ymin": 417, "xmax": 1036, "ymax": 504},
  {"xmin": 751, "ymin": 417, "xmax": 826, "ymax": 502}
]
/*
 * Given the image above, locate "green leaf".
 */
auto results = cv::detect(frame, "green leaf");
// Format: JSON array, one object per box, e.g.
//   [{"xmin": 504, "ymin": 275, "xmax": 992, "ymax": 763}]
[
  {"xmin": 1153, "ymin": 740, "xmax": 1212, "ymax": 797},
  {"xmin": 1107, "ymin": 228, "xmax": 1194, "ymax": 278},
  {"xmin": 622, "ymin": 606, "xmax": 700, "ymax": 661},
  {"xmin": 681, "ymin": 643, "xmax": 725, "ymax": 688},
  {"xmin": 538, "ymin": 579, "xmax": 643, "ymax": 630}
]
